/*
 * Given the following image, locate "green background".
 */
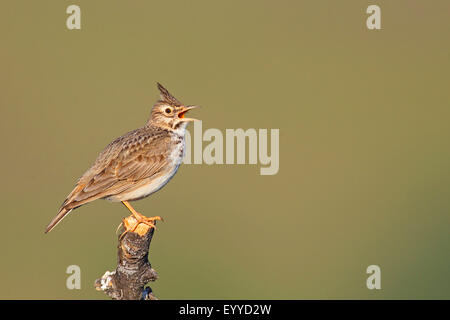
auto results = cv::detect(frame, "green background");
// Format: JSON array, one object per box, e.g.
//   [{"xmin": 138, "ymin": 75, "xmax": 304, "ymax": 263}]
[{"xmin": 1, "ymin": 1, "xmax": 449, "ymax": 299}]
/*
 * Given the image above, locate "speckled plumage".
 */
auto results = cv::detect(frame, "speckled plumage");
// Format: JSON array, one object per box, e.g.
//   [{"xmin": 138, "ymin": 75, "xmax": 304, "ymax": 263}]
[{"xmin": 45, "ymin": 83, "xmax": 198, "ymax": 233}]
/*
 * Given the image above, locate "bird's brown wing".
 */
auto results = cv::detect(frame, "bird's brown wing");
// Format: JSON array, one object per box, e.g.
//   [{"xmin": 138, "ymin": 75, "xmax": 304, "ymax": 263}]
[
  {"xmin": 66, "ymin": 131, "xmax": 172, "ymax": 208},
  {"xmin": 45, "ymin": 129, "xmax": 172, "ymax": 233}
]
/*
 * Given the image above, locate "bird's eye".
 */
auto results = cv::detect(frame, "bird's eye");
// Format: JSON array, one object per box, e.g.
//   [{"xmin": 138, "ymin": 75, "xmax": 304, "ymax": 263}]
[{"xmin": 164, "ymin": 108, "xmax": 172, "ymax": 114}]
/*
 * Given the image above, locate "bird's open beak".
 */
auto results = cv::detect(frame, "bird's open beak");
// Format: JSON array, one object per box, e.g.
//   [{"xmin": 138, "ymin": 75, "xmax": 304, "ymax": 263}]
[{"xmin": 178, "ymin": 105, "xmax": 199, "ymax": 122}]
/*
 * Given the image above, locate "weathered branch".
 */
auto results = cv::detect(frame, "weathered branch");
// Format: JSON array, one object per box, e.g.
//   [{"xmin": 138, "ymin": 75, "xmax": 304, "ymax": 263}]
[{"xmin": 95, "ymin": 216, "xmax": 159, "ymax": 300}]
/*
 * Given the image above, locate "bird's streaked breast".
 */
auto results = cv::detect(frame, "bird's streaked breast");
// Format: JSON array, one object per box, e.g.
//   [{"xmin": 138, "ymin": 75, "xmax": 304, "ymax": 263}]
[{"xmin": 107, "ymin": 132, "xmax": 185, "ymax": 202}]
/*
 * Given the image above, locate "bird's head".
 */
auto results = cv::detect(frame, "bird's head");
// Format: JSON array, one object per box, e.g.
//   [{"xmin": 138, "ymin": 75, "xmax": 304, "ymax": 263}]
[{"xmin": 148, "ymin": 83, "xmax": 199, "ymax": 132}]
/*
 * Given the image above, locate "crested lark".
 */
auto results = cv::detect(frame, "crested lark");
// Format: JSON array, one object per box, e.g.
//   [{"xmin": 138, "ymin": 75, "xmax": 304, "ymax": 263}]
[{"xmin": 45, "ymin": 83, "xmax": 198, "ymax": 233}]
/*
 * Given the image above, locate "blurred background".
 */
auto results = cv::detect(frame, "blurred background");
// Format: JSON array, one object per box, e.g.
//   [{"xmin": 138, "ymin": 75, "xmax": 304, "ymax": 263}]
[{"xmin": 0, "ymin": 1, "xmax": 449, "ymax": 299}]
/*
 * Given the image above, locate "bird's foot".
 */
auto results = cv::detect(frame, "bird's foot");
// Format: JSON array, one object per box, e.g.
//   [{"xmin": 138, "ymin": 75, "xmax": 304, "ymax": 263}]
[
  {"xmin": 119, "ymin": 213, "xmax": 163, "ymax": 239},
  {"xmin": 130, "ymin": 214, "xmax": 163, "ymax": 232}
]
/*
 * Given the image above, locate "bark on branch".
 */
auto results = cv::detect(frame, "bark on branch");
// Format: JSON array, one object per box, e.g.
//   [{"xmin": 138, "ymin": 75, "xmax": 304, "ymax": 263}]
[{"xmin": 94, "ymin": 216, "xmax": 159, "ymax": 300}]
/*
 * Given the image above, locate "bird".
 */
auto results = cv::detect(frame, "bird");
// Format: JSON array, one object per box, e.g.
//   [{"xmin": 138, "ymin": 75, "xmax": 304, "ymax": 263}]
[{"xmin": 45, "ymin": 83, "xmax": 198, "ymax": 234}]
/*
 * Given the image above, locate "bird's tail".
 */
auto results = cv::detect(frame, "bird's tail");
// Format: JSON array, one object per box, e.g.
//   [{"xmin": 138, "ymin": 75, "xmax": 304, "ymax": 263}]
[{"xmin": 45, "ymin": 206, "xmax": 73, "ymax": 233}]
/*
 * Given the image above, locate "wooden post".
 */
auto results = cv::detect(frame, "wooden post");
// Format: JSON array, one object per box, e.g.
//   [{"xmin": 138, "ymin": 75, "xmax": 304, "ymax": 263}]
[{"xmin": 94, "ymin": 216, "xmax": 159, "ymax": 300}]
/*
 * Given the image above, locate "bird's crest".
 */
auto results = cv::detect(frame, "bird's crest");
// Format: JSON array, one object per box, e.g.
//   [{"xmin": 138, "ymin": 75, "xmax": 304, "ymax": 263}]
[{"xmin": 157, "ymin": 82, "xmax": 181, "ymax": 106}]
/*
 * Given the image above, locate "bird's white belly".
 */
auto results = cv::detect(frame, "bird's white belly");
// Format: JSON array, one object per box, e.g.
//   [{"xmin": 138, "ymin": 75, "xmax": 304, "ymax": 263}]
[{"xmin": 117, "ymin": 169, "xmax": 179, "ymax": 201}]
